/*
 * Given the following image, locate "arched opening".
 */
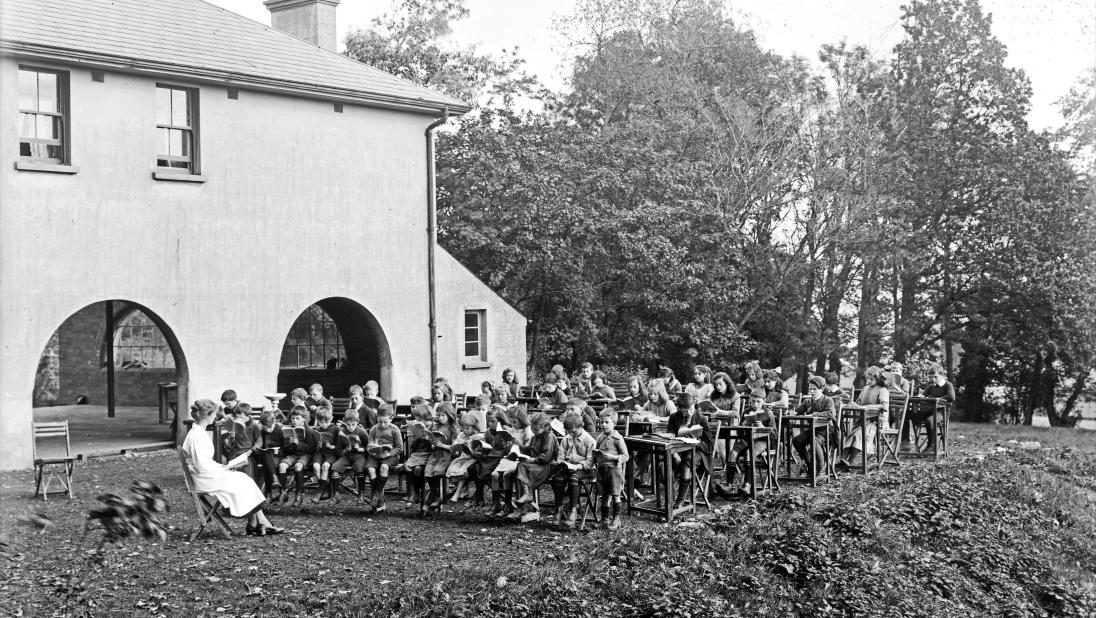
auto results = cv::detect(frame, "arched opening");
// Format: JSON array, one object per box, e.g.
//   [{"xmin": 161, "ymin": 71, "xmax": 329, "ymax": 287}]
[
  {"xmin": 276, "ymin": 297, "xmax": 393, "ymax": 399},
  {"xmin": 32, "ymin": 300, "xmax": 189, "ymax": 456}
]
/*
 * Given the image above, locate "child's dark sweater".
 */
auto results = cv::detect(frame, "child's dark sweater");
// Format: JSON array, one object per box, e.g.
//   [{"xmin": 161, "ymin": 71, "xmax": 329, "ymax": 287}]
[
  {"xmin": 337, "ymin": 425, "xmax": 369, "ymax": 456},
  {"xmin": 520, "ymin": 430, "xmax": 558, "ymax": 464},
  {"xmin": 667, "ymin": 408, "xmax": 713, "ymax": 454},
  {"xmin": 282, "ymin": 427, "xmax": 318, "ymax": 455}
]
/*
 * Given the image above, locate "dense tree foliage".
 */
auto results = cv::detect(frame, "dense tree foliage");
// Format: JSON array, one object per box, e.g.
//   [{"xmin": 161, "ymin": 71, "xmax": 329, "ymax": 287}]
[{"xmin": 346, "ymin": 0, "xmax": 1096, "ymax": 424}]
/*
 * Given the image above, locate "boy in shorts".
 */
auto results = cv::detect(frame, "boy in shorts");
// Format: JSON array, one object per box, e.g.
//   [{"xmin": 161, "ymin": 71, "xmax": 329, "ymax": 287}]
[{"xmin": 593, "ymin": 409, "xmax": 629, "ymax": 530}]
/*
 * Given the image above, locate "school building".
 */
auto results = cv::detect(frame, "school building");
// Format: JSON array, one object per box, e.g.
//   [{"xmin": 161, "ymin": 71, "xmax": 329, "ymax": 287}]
[{"xmin": 0, "ymin": 0, "xmax": 527, "ymax": 470}]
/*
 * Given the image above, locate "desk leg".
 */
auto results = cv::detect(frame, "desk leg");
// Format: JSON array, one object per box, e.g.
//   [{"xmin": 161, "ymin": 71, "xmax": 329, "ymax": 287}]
[
  {"xmin": 663, "ymin": 451, "xmax": 673, "ymax": 522},
  {"xmin": 809, "ymin": 429, "xmax": 817, "ymax": 487},
  {"xmin": 625, "ymin": 456, "xmax": 634, "ymax": 516},
  {"xmin": 688, "ymin": 447, "xmax": 697, "ymax": 516},
  {"xmin": 860, "ymin": 418, "xmax": 867, "ymax": 475}
]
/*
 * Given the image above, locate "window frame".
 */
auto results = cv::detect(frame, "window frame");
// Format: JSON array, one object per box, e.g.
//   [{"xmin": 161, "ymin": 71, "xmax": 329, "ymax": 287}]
[
  {"xmin": 17, "ymin": 65, "xmax": 70, "ymax": 166},
  {"xmin": 463, "ymin": 309, "xmax": 489, "ymax": 368},
  {"xmin": 154, "ymin": 83, "xmax": 200, "ymax": 175},
  {"xmin": 110, "ymin": 310, "xmax": 176, "ymax": 371},
  {"xmin": 279, "ymin": 305, "xmax": 347, "ymax": 370}
]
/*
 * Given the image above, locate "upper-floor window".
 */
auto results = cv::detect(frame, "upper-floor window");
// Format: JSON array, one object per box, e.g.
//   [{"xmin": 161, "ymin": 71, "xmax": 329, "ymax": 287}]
[
  {"xmin": 156, "ymin": 85, "xmax": 198, "ymax": 172},
  {"xmin": 464, "ymin": 309, "xmax": 487, "ymax": 361},
  {"xmin": 18, "ymin": 67, "xmax": 68, "ymax": 164}
]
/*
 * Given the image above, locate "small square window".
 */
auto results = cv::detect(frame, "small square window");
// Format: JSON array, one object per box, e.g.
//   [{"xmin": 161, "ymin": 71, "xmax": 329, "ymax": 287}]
[
  {"xmin": 155, "ymin": 85, "xmax": 199, "ymax": 173},
  {"xmin": 17, "ymin": 67, "xmax": 69, "ymax": 164}
]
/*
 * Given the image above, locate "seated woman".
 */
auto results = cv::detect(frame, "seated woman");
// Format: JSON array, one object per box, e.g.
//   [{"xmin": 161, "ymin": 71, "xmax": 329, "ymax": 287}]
[
  {"xmin": 182, "ymin": 399, "xmax": 284, "ymax": 536},
  {"xmin": 839, "ymin": 366, "xmax": 889, "ymax": 467}
]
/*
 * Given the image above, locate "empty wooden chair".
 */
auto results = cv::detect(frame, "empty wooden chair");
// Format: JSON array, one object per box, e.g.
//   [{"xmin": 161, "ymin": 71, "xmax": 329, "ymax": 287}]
[
  {"xmin": 177, "ymin": 449, "xmax": 233, "ymax": 541},
  {"xmin": 880, "ymin": 393, "xmax": 909, "ymax": 467},
  {"xmin": 33, "ymin": 420, "xmax": 76, "ymax": 500}
]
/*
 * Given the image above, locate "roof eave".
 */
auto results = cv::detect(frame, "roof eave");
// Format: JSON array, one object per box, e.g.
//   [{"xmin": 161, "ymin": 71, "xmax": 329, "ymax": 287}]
[{"xmin": 0, "ymin": 41, "xmax": 473, "ymax": 116}]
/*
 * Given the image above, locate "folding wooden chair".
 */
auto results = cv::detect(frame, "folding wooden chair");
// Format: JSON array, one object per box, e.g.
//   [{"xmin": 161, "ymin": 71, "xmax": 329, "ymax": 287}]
[
  {"xmin": 879, "ymin": 393, "xmax": 909, "ymax": 467},
  {"xmin": 33, "ymin": 420, "xmax": 76, "ymax": 500},
  {"xmin": 177, "ymin": 449, "xmax": 233, "ymax": 541}
]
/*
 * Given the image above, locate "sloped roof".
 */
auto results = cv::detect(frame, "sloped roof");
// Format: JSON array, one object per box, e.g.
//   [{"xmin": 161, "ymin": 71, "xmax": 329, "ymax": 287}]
[{"xmin": 0, "ymin": 0, "xmax": 470, "ymax": 114}]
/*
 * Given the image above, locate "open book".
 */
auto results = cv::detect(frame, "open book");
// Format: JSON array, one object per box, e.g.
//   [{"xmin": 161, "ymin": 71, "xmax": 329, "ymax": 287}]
[
  {"xmin": 406, "ymin": 421, "xmax": 430, "ymax": 441},
  {"xmin": 225, "ymin": 451, "xmax": 251, "ymax": 470},
  {"xmin": 550, "ymin": 418, "xmax": 565, "ymax": 436},
  {"xmin": 677, "ymin": 424, "xmax": 704, "ymax": 439},
  {"xmin": 505, "ymin": 443, "xmax": 533, "ymax": 461},
  {"xmin": 346, "ymin": 434, "xmax": 363, "ymax": 451},
  {"xmin": 430, "ymin": 430, "xmax": 453, "ymax": 446},
  {"xmin": 367, "ymin": 443, "xmax": 394, "ymax": 459}
]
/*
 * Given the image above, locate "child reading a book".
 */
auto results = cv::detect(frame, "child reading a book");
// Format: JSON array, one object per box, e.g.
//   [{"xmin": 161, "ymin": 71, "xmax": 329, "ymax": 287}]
[
  {"xmin": 444, "ymin": 414, "xmax": 484, "ymax": 506},
  {"xmin": 331, "ymin": 410, "xmax": 369, "ymax": 504},
  {"xmin": 255, "ymin": 410, "xmax": 285, "ymax": 500},
  {"xmin": 403, "ymin": 405, "xmax": 434, "ymax": 505},
  {"xmin": 685, "ymin": 365, "xmax": 714, "ymax": 402},
  {"xmin": 288, "ymin": 388, "xmax": 310, "ymax": 422},
  {"xmin": 305, "ymin": 383, "xmax": 329, "ymax": 415},
  {"xmin": 721, "ymin": 393, "xmax": 774, "ymax": 496},
  {"xmin": 710, "ymin": 372, "xmax": 740, "ymax": 421},
  {"xmin": 225, "ymin": 403, "xmax": 262, "ymax": 480},
  {"xmin": 791, "ymin": 376, "xmax": 837, "ymax": 475},
  {"xmin": 588, "ymin": 371, "xmax": 617, "ymax": 401},
  {"xmin": 620, "ymin": 375, "xmax": 649, "ymax": 410},
  {"xmin": 538, "ymin": 374, "xmax": 569, "ymax": 408},
  {"xmin": 424, "ymin": 404, "xmax": 458, "ymax": 510},
  {"xmin": 512, "ymin": 413, "xmax": 560, "ymax": 521},
  {"xmin": 551, "ymin": 413, "xmax": 597, "ymax": 528},
  {"xmin": 593, "ymin": 409, "xmax": 629, "ymax": 530},
  {"xmin": 642, "ymin": 379, "xmax": 677, "ymax": 418},
  {"xmin": 362, "ymin": 380, "xmax": 385, "ymax": 412},
  {"xmin": 658, "ymin": 366, "xmax": 683, "ymax": 396},
  {"xmin": 482, "ymin": 409, "xmax": 517, "ymax": 517},
  {"xmin": 667, "ymin": 392, "xmax": 713, "ymax": 508},
  {"xmin": 574, "ymin": 362, "xmax": 595, "ymax": 397},
  {"xmin": 364, "ymin": 405, "xmax": 404, "ymax": 512},
  {"xmin": 346, "ymin": 384, "xmax": 379, "ymax": 429},
  {"xmin": 744, "ymin": 361, "xmax": 766, "ymax": 398},
  {"xmin": 277, "ymin": 407, "xmax": 317, "ymax": 506},
  {"xmin": 311, "ymin": 405, "xmax": 340, "ymax": 502},
  {"xmin": 468, "ymin": 406, "xmax": 509, "ymax": 510},
  {"xmin": 218, "ymin": 389, "xmax": 239, "ymax": 422}
]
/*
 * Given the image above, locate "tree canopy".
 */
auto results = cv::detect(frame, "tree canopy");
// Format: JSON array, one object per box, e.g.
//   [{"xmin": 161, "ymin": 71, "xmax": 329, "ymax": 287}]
[{"xmin": 345, "ymin": 0, "xmax": 1096, "ymax": 425}]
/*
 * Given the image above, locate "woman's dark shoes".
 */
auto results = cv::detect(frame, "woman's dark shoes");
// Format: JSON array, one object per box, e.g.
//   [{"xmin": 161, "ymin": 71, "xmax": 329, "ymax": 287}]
[
  {"xmin": 245, "ymin": 524, "xmax": 259, "ymax": 536},
  {"xmin": 257, "ymin": 525, "xmax": 285, "ymax": 536}
]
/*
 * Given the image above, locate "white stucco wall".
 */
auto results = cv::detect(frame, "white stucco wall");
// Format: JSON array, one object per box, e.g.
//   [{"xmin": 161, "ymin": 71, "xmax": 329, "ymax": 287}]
[
  {"xmin": 0, "ymin": 58, "xmax": 524, "ymax": 469},
  {"xmin": 435, "ymin": 248, "xmax": 527, "ymax": 396}
]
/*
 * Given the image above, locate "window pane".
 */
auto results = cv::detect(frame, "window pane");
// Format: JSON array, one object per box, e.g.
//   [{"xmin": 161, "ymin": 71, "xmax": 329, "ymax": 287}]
[
  {"xmin": 36, "ymin": 115, "xmax": 59, "ymax": 140},
  {"xmin": 464, "ymin": 312, "xmax": 478, "ymax": 328},
  {"xmin": 19, "ymin": 113, "xmax": 35, "ymax": 138},
  {"xmin": 37, "ymin": 72, "xmax": 57, "ymax": 113},
  {"xmin": 171, "ymin": 89, "xmax": 190, "ymax": 127},
  {"xmin": 168, "ymin": 129, "xmax": 184, "ymax": 157},
  {"xmin": 18, "ymin": 70, "xmax": 37, "ymax": 110},
  {"xmin": 465, "ymin": 326, "xmax": 479, "ymax": 341},
  {"xmin": 465, "ymin": 342, "xmax": 479, "ymax": 357},
  {"xmin": 156, "ymin": 87, "xmax": 172, "ymax": 125}
]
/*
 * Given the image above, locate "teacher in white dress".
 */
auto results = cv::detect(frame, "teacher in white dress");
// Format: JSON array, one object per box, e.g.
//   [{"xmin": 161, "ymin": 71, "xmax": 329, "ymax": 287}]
[{"xmin": 182, "ymin": 398, "xmax": 284, "ymax": 536}]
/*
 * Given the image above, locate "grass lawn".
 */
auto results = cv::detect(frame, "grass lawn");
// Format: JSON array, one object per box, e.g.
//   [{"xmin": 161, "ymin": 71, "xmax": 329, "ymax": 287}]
[{"xmin": 1, "ymin": 422, "xmax": 1094, "ymax": 617}]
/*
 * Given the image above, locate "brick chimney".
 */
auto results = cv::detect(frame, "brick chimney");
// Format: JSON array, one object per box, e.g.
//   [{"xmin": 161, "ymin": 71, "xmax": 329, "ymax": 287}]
[{"xmin": 264, "ymin": 0, "xmax": 340, "ymax": 52}]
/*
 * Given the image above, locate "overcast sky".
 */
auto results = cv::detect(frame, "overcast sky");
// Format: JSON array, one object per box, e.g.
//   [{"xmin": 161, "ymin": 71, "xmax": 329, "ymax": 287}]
[{"xmin": 210, "ymin": 0, "xmax": 1095, "ymax": 131}]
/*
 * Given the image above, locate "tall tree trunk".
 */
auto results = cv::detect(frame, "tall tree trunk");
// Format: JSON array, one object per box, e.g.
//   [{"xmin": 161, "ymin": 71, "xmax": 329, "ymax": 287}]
[
  {"xmin": 857, "ymin": 263, "xmax": 880, "ymax": 371},
  {"xmin": 1022, "ymin": 352, "xmax": 1041, "ymax": 426},
  {"xmin": 1049, "ymin": 370, "xmax": 1088, "ymax": 428}
]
